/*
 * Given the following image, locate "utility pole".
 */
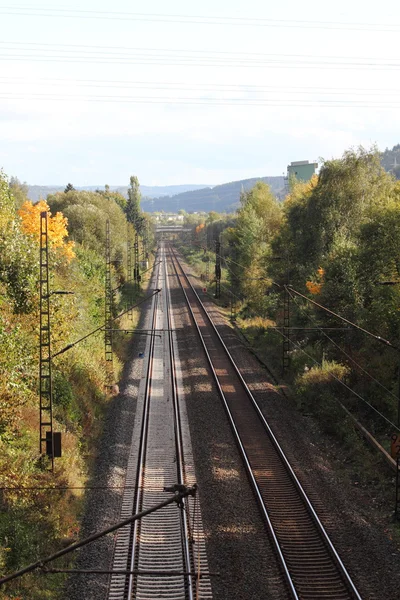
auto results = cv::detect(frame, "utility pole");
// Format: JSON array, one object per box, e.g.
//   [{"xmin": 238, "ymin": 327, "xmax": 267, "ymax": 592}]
[
  {"xmin": 282, "ymin": 262, "xmax": 290, "ymax": 375},
  {"xmin": 105, "ymin": 221, "xmax": 114, "ymax": 390},
  {"xmin": 39, "ymin": 211, "xmax": 54, "ymax": 469},
  {"xmin": 134, "ymin": 232, "xmax": 140, "ymax": 285},
  {"xmin": 39, "ymin": 212, "xmax": 63, "ymax": 468},
  {"xmin": 127, "ymin": 225, "xmax": 132, "ymax": 285},
  {"xmin": 127, "ymin": 226, "xmax": 133, "ymax": 321},
  {"xmin": 215, "ymin": 236, "xmax": 221, "ymax": 299}
]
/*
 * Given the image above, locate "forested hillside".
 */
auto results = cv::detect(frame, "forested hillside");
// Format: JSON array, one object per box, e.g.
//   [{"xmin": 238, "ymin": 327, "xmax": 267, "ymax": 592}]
[
  {"xmin": 142, "ymin": 175, "xmax": 285, "ymax": 213},
  {"xmin": 0, "ymin": 172, "xmax": 151, "ymax": 599},
  {"xmin": 25, "ymin": 183, "xmax": 208, "ymax": 203}
]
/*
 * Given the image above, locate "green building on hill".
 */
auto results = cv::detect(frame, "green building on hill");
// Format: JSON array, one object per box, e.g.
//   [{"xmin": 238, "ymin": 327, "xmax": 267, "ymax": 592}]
[{"xmin": 287, "ymin": 160, "xmax": 318, "ymax": 182}]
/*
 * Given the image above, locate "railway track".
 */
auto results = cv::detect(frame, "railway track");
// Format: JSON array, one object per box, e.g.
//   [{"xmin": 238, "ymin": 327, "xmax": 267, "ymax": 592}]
[
  {"xmin": 169, "ymin": 245, "xmax": 362, "ymax": 600},
  {"xmin": 108, "ymin": 247, "xmax": 212, "ymax": 600}
]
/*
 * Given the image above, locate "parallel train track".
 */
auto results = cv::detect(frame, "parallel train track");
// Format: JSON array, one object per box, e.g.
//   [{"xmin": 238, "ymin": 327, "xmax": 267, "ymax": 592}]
[
  {"xmin": 108, "ymin": 247, "xmax": 212, "ymax": 600},
  {"xmin": 169, "ymin": 245, "xmax": 362, "ymax": 600}
]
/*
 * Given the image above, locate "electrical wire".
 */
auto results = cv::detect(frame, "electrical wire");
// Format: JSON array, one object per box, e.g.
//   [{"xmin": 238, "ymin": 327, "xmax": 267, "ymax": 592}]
[
  {"xmin": 0, "ymin": 7, "xmax": 399, "ymax": 32},
  {"xmin": 275, "ymin": 327, "xmax": 400, "ymax": 431},
  {"xmin": 2, "ymin": 75, "xmax": 400, "ymax": 96},
  {"xmin": 1, "ymin": 41, "xmax": 400, "ymax": 67},
  {"xmin": 287, "ymin": 288, "xmax": 400, "ymax": 403},
  {"xmin": 287, "ymin": 286, "xmax": 400, "ymax": 351},
  {"xmin": 2, "ymin": 92, "xmax": 400, "ymax": 108},
  {"xmin": 3, "ymin": 53, "xmax": 400, "ymax": 70},
  {"xmin": 1, "ymin": 41, "xmax": 400, "ymax": 63}
]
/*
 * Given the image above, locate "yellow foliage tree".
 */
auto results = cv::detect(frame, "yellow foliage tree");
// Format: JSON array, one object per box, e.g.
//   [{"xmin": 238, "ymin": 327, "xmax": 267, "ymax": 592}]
[
  {"xmin": 306, "ymin": 266, "xmax": 325, "ymax": 295},
  {"xmin": 18, "ymin": 199, "xmax": 75, "ymax": 260},
  {"xmin": 285, "ymin": 174, "xmax": 319, "ymax": 207},
  {"xmin": 195, "ymin": 222, "xmax": 205, "ymax": 237}
]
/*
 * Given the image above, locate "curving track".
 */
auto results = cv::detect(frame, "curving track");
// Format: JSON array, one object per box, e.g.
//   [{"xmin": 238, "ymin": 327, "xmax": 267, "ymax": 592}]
[{"xmin": 169, "ymin": 245, "xmax": 362, "ymax": 600}]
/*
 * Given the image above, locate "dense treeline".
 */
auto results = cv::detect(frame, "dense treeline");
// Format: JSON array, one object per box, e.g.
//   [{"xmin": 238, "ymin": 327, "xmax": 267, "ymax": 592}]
[
  {"xmin": 0, "ymin": 171, "xmax": 152, "ymax": 599},
  {"xmin": 179, "ymin": 147, "xmax": 400, "ymax": 443}
]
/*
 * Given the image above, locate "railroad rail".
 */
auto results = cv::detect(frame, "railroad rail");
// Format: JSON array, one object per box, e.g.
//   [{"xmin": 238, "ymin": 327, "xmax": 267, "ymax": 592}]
[
  {"xmin": 169, "ymin": 245, "xmax": 362, "ymax": 600},
  {"xmin": 108, "ymin": 248, "xmax": 212, "ymax": 600}
]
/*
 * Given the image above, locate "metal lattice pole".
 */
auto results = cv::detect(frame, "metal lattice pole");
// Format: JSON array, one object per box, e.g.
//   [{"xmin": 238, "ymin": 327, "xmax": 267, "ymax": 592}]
[
  {"xmin": 134, "ymin": 232, "xmax": 140, "ymax": 285},
  {"xmin": 127, "ymin": 226, "xmax": 133, "ymax": 321},
  {"xmin": 105, "ymin": 221, "xmax": 114, "ymax": 389},
  {"xmin": 39, "ymin": 211, "xmax": 54, "ymax": 469},
  {"xmin": 215, "ymin": 237, "xmax": 221, "ymax": 299},
  {"xmin": 205, "ymin": 248, "xmax": 210, "ymax": 282},
  {"xmin": 282, "ymin": 279, "xmax": 290, "ymax": 376}
]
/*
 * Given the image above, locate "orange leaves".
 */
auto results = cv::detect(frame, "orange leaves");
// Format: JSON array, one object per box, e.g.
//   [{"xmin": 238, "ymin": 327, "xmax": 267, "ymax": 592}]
[
  {"xmin": 306, "ymin": 266, "xmax": 325, "ymax": 295},
  {"xmin": 18, "ymin": 199, "xmax": 75, "ymax": 260},
  {"xmin": 306, "ymin": 281, "xmax": 323, "ymax": 295},
  {"xmin": 195, "ymin": 223, "xmax": 205, "ymax": 236}
]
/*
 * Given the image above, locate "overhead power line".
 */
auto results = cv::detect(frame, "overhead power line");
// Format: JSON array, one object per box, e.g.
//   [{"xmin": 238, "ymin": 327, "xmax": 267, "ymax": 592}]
[
  {"xmin": 1, "ymin": 41, "xmax": 399, "ymax": 65},
  {"xmin": 2, "ymin": 92, "xmax": 400, "ymax": 108},
  {"xmin": 0, "ymin": 7, "xmax": 400, "ymax": 32},
  {"xmin": 287, "ymin": 288, "xmax": 400, "ymax": 403},
  {"xmin": 287, "ymin": 286, "xmax": 400, "ymax": 351},
  {"xmin": 276, "ymin": 327, "xmax": 400, "ymax": 432},
  {"xmin": 0, "ymin": 76, "xmax": 399, "ymax": 97},
  {"xmin": 2, "ymin": 50, "xmax": 400, "ymax": 70}
]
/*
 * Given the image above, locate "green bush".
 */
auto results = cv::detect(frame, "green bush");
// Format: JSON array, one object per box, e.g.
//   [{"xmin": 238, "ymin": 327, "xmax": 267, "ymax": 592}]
[{"xmin": 296, "ymin": 361, "xmax": 350, "ymax": 435}]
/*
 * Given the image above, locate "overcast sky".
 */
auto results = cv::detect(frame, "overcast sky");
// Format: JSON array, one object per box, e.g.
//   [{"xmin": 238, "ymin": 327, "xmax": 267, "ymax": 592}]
[{"xmin": 0, "ymin": 0, "xmax": 399, "ymax": 186}]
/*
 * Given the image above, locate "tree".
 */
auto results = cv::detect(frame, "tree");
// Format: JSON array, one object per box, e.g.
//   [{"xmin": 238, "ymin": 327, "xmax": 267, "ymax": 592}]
[
  {"xmin": 18, "ymin": 199, "xmax": 75, "ymax": 261},
  {"xmin": 126, "ymin": 175, "xmax": 143, "ymax": 232},
  {"xmin": 0, "ymin": 170, "xmax": 38, "ymax": 313},
  {"xmin": 9, "ymin": 176, "xmax": 29, "ymax": 209},
  {"xmin": 64, "ymin": 183, "xmax": 75, "ymax": 193},
  {"xmin": 47, "ymin": 189, "xmax": 128, "ymax": 277},
  {"xmin": 96, "ymin": 184, "xmax": 127, "ymax": 212},
  {"xmin": 234, "ymin": 182, "xmax": 282, "ymax": 314},
  {"xmin": 271, "ymin": 147, "xmax": 394, "ymax": 289}
]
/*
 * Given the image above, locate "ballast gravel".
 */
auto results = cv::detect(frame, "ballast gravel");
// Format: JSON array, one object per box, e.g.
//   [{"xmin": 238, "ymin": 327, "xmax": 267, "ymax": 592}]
[
  {"xmin": 63, "ymin": 299, "xmax": 151, "ymax": 600},
  {"xmin": 65, "ymin": 250, "xmax": 400, "ymax": 600},
  {"xmin": 184, "ymin": 257, "xmax": 400, "ymax": 600}
]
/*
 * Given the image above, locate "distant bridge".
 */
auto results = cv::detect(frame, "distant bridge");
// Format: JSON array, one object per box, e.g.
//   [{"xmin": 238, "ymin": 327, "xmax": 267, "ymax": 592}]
[{"xmin": 155, "ymin": 225, "xmax": 191, "ymax": 233}]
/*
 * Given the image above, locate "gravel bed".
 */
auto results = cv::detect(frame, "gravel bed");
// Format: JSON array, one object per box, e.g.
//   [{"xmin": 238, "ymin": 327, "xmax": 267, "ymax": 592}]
[
  {"xmin": 182, "ymin": 259, "xmax": 400, "ymax": 600},
  {"xmin": 63, "ymin": 291, "xmax": 153, "ymax": 600},
  {"xmin": 168, "ymin": 260, "xmax": 289, "ymax": 600}
]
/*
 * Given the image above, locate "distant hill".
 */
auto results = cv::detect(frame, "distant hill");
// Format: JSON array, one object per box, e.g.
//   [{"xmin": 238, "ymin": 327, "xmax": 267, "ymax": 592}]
[
  {"xmin": 25, "ymin": 176, "xmax": 285, "ymax": 213},
  {"xmin": 26, "ymin": 183, "xmax": 208, "ymax": 202},
  {"xmin": 141, "ymin": 176, "xmax": 285, "ymax": 213}
]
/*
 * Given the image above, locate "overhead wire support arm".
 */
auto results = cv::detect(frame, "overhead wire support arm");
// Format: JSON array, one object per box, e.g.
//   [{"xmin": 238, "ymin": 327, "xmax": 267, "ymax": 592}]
[
  {"xmin": 51, "ymin": 289, "xmax": 162, "ymax": 359},
  {"xmin": 0, "ymin": 484, "xmax": 197, "ymax": 586}
]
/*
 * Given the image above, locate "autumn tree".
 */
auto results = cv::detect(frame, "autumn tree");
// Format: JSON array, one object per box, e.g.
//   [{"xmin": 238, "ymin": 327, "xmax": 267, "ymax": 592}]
[
  {"xmin": 47, "ymin": 189, "xmax": 129, "ymax": 282},
  {"xmin": 18, "ymin": 199, "xmax": 75, "ymax": 261}
]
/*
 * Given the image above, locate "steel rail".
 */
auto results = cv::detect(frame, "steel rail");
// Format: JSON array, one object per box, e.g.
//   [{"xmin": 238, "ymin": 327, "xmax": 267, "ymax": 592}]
[
  {"xmin": 110, "ymin": 249, "xmax": 195, "ymax": 600},
  {"xmin": 126, "ymin": 257, "xmax": 161, "ymax": 599},
  {"xmin": 169, "ymin": 246, "xmax": 362, "ymax": 600},
  {"xmin": 163, "ymin": 246, "xmax": 195, "ymax": 600}
]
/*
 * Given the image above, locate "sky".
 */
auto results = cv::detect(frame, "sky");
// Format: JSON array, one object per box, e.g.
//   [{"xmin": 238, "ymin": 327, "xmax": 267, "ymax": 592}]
[{"xmin": 0, "ymin": 0, "xmax": 399, "ymax": 187}]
